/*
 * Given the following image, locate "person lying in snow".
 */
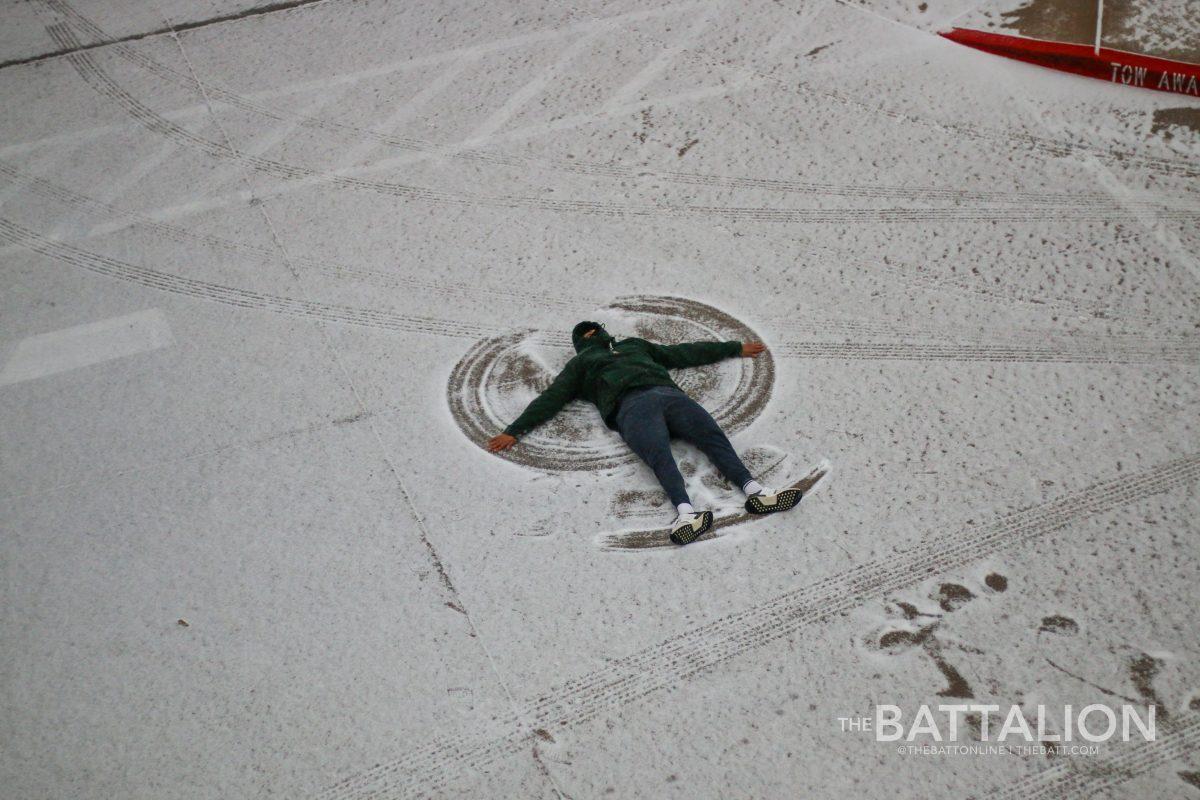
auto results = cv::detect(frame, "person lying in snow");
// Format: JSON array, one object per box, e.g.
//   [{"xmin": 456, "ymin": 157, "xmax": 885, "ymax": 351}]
[{"xmin": 487, "ymin": 321, "xmax": 802, "ymax": 544}]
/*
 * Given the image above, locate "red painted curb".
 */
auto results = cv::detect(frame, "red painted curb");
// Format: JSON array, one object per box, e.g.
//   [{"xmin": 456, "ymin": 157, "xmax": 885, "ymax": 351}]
[{"xmin": 940, "ymin": 27, "xmax": 1200, "ymax": 97}]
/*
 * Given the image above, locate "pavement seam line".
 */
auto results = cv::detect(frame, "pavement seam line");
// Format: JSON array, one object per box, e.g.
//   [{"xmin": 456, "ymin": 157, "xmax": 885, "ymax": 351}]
[{"xmin": 149, "ymin": 8, "xmax": 571, "ymax": 799}]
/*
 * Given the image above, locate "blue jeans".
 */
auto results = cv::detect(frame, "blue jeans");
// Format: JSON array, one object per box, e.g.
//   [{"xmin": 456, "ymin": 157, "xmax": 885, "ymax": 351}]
[{"xmin": 614, "ymin": 385, "xmax": 753, "ymax": 507}]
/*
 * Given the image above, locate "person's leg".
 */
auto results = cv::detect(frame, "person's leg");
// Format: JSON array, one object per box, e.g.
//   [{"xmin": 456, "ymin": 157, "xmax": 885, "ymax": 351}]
[
  {"xmin": 662, "ymin": 390, "xmax": 755, "ymax": 491},
  {"xmin": 616, "ymin": 391, "xmax": 691, "ymax": 508}
]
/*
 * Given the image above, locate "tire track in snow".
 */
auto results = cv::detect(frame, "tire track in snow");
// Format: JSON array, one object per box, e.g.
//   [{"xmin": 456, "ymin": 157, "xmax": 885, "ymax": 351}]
[
  {"xmin": 4, "ymin": 199, "xmax": 1194, "ymax": 366},
  {"xmin": 5, "ymin": 153, "xmax": 1190, "ymax": 336},
  {"xmin": 0, "ymin": 217, "xmax": 494, "ymax": 340},
  {"xmin": 312, "ymin": 453, "xmax": 1200, "ymax": 799},
  {"xmin": 4, "ymin": 199, "xmax": 1194, "ymax": 368},
  {"xmin": 774, "ymin": 340, "xmax": 1200, "ymax": 365},
  {"xmin": 764, "ymin": 312, "xmax": 1196, "ymax": 347},
  {"xmin": 0, "ymin": 159, "xmax": 591, "ymax": 315},
  {"xmin": 988, "ymin": 716, "xmax": 1200, "ymax": 800},
  {"xmin": 808, "ymin": 240, "xmax": 1197, "ymax": 328},
  {"xmin": 43, "ymin": 23, "xmax": 1200, "ymax": 227},
  {"xmin": 3, "ymin": 150, "xmax": 1193, "ymax": 360},
  {"xmin": 2, "ymin": 0, "xmax": 335, "ymax": 70},
  {"xmin": 9, "ymin": 103, "xmax": 1183, "ymax": 336},
  {"xmin": 39, "ymin": 0, "xmax": 1200, "ymax": 200}
]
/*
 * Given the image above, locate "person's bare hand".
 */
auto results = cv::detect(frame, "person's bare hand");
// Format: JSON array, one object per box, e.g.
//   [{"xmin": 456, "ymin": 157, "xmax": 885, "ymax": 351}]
[
  {"xmin": 741, "ymin": 341, "xmax": 767, "ymax": 357},
  {"xmin": 487, "ymin": 433, "xmax": 517, "ymax": 452}
]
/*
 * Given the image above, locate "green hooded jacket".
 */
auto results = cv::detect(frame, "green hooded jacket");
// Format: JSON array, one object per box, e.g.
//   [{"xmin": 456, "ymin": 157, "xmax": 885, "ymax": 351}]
[{"xmin": 503, "ymin": 321, "xmax": 742, "ymax": 437}]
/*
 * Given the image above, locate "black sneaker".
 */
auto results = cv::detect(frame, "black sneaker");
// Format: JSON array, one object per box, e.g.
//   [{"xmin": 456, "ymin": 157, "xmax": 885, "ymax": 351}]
[
  {"xmin": 744, "ymin": 487, "xmax": 803, "ymax": 515},
  {"xmin": 670, "ymin": 510, "xmax": 714, "ymax": 545}
]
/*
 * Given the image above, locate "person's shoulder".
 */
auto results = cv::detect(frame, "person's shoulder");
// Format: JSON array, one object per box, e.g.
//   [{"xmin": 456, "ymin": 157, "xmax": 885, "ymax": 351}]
[
  {"xmin": 619, "ymin": 337, "xmax": 653, "ymax": 347},
  {"xmin": 568, "ymin": 349, "xmax": 603, "ymax": 369}
]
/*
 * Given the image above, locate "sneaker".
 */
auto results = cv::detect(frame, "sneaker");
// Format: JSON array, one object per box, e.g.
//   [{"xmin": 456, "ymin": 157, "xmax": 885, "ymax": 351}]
[
  {"xmin": 669, "ymin": 510, "xmax": 714, "ymax": 545},
  {"xmin": 744, "ymin": 486, "xmax": 802, "ymax": 515}
]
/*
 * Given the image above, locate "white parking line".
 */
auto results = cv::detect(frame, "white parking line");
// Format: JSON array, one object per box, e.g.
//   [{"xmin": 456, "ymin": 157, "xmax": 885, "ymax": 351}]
[
  {"xmin": 466, "ymin": 27, "xmax": 608, "ymax": 143},
  {"xmin": 330, "ymin": 52, "xmax": 477, "ymax": 171},
  {"xmin": 0, "ymin": 307, "xmax": 174, "ymax": 386},
  {"xmin": 0, "ymin": 1, "xmax": 705, "ymax": 159},
  {"xmin": 602, "ymin": 0, "xmax": 726, "ymax": 112}
]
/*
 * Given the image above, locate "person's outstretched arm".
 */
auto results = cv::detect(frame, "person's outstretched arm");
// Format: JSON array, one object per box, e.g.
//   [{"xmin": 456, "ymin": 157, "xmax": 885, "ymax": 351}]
[
  {"xmin": 647, "ymin": 339, "xmax": 766, "ymax": 369},
  {"xmin": 487, "ymin": 362, "xmax": 581, "ymax": 452}
]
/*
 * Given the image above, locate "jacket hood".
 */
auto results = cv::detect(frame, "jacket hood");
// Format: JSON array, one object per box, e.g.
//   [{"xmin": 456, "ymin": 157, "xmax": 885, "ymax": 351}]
[{"xmin": 572, "ymin": 320, "xmax": 614, "ymax": 353}]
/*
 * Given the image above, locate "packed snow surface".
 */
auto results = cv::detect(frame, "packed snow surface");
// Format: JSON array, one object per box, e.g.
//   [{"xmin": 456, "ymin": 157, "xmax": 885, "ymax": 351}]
[{"xmin": 1, "ymin": 1, "xmax": 1198, "ymax": 798}]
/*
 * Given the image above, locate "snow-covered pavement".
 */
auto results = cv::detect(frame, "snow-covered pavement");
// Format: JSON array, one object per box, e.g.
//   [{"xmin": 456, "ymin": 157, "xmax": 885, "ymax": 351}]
[{"xmin": 2, "ymin": 1, "xmax": 1198, "ymax": 797}]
